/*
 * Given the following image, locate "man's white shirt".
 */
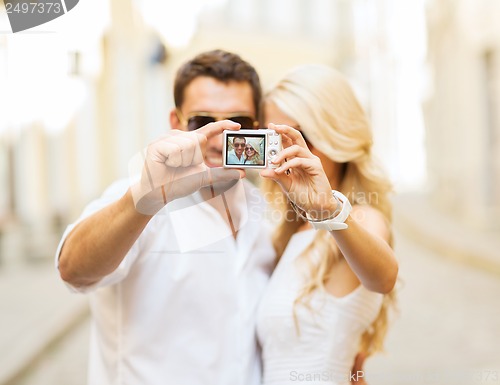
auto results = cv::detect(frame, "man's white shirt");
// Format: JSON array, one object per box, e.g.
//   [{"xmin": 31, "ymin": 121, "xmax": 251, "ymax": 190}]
[
  {"xmin": 227, "ymin": 149, "xmax": 245, "ymax": 165},
  {"xmin": 56, "ymin": 179, "xmax": 275, "ymax": 385}
]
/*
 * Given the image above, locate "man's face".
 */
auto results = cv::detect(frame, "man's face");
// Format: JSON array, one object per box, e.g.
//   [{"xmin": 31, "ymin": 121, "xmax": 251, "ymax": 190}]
[
  {"xmin": 233, "ymin": 138, "xmax": 246, "ymax": 158},
  {"xmin": 171, "ymin": 76, "xmax": 256, "ymax": 167}
]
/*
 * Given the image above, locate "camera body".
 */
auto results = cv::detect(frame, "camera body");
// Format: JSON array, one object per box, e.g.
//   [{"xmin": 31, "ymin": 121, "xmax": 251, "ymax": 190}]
[{"xmin": 223, "ymin": 129, "xmax": 282, "ymax": 169}]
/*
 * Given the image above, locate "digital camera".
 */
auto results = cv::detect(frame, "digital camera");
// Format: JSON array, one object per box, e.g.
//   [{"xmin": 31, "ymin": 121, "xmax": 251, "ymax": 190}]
[{"xmin": 222, "ymin": 129, "xmax": 282, "ymax": 169}]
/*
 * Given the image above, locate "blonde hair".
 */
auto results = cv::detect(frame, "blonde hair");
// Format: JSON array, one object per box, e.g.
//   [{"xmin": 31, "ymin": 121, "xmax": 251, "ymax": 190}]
[{"xmin": 263, "ymin": 64, "xmax": 396, "ymax": 357}]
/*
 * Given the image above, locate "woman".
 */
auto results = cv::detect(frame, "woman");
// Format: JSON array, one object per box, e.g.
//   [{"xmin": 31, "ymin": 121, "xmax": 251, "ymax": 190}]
[
  {"xmin": 257, "ymin": 64, "xmax": 398, "ymax": 385},
  {"xmin": 244, "ymin": 139, "xmax": 264, "ymax": 165}
]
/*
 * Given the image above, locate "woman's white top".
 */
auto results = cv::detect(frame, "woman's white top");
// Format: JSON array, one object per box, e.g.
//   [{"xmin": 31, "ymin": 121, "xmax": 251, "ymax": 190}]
[{"xmin": 256, "ymin": 230, "xmax": 383, "ymax": 385}]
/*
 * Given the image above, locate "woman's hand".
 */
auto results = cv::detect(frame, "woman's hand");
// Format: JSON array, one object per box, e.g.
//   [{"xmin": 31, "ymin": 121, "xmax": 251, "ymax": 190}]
[
  {"xmin": 261, "ymin": 124, "xmax": 398, "ymax": 293},
  {"xmin": 260, "ymin": 123, "xmax": 338, "ymax": 220}
]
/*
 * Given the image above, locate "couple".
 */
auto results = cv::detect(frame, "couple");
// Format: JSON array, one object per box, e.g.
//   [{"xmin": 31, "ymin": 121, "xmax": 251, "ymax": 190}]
[
  {"xmin": 228, "ymin": 136, "xmax": 263, "ymax": 166},
  {"xmin": 56, "ymin": 50, "xmax": 398, "ymax": 385}
]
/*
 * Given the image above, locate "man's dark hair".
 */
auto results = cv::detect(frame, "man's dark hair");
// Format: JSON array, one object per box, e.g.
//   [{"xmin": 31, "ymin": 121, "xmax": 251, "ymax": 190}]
[{"xmin": 174, "ymin": 49, "xmax": 262, "ymax": 118}]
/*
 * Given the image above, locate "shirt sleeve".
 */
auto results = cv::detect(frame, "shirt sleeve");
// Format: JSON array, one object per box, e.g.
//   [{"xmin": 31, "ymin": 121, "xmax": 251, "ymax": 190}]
[{"xmin": 55, "ymin": 179, "xmax": 141, "ymax": 294}]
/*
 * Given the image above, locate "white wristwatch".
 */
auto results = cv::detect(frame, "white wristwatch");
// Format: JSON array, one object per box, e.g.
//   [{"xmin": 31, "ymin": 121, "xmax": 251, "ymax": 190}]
[{"xmin": 307, "ymin": 190, "xmax": 352, "ymax": 231}]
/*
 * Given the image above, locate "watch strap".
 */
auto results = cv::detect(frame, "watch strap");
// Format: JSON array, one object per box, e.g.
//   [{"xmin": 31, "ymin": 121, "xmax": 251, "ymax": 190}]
[{"xmin": 308, "ymin": 190, "xmax": 352, "ymax": 231}]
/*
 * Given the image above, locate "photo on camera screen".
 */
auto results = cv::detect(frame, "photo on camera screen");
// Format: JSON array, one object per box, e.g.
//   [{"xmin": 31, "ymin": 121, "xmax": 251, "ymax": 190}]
[{"xmin": 225, "ymin": 133, "xmax": 266, "ymax": 167}]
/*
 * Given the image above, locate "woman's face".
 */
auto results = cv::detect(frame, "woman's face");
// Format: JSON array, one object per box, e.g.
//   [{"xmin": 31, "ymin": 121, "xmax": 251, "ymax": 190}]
[
  {"xmin": 245, "ymin": 144, "xmax": 256, "ymax": 157},
  {"xmin": 264, "ymin": 101, "xmax": 341, "ymax": 186}
]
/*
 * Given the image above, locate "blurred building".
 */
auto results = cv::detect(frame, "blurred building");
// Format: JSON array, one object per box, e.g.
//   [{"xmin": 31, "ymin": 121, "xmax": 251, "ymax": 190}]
[
  {"xmin": 0, "ymin": 0, "xmax": 171, "ymax": 263},
  {"xmin": 425, "ymin": 0, "xmax": 500, "ymax": 230}
]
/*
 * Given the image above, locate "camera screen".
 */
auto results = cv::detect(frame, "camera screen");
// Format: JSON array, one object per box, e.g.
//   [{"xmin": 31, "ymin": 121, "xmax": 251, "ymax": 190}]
[{"xmin": 225, "ymin": 133, "xmax": 266, "ymax": 166}]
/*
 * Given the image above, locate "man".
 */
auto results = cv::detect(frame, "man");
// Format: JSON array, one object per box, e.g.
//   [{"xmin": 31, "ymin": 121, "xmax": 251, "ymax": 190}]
[
  {"xmin": 57, "ymin": 50, "xmax": 274, "ymax": 385},
  {"xmin": 57, "ymin": 49, "xmax": 365, "ymax": 385},
  {"xmin": 227, "ymin": 136, "xmax": 246, "ymax": 164}
]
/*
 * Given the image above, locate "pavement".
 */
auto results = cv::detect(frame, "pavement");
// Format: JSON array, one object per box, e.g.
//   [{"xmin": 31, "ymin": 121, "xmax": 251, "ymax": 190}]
[
  {"xmin": 0, "ymin": 192, "xmax": 499, "ymax": 385},
  {"xmin": 393, "ymin": 193, "xmax": 500, "ymax": 277},
  {"xmin": 366, "ymin": 193, "xmax": 500, "ymax": 385},
  {"xmin": 0, "ymin": 262, "xmax": 89, "ymax": 385}
]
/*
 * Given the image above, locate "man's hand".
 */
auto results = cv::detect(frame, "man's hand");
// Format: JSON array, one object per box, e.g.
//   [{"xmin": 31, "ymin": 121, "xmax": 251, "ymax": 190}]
[{"xmin": 131, "ymin": 120, "xmax": 243, "ymax": 215}]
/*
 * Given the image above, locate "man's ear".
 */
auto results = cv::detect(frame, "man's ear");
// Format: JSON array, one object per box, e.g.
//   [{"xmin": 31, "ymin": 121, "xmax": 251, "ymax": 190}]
[{"xmin": 170, "ymin": 109, "xmax": 184, "ymax": 131}]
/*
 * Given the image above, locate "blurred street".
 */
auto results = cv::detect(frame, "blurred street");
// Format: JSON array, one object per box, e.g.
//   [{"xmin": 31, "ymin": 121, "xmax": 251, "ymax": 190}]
[
  {"xmin": 0, "ymin": 262, "xmax": 88, "ymax": 385},
  {"xmin": 2, "ymin": 195, "xmax": 500, "ymax": 385},
  {"xmin": 12, "ymin": 316, "xmax": 89, "ymax": 385},
  {"xmin": 367, "ymin": 225, "xmax": 500, "ymax": 384}
]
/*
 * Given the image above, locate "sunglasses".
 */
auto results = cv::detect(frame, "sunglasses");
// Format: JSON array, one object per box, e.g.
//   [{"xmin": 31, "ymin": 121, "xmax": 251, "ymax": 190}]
[
  {"xmin": 233, "ymin": 143, "xmax": 246, "ymax": 148},
  {"xmin": 177, "ymin": 110, "xmax": 259, "ymax": 131}
]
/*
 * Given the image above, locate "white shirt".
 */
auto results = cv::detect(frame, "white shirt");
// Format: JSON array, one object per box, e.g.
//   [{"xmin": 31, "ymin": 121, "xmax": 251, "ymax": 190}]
[
  {"xmin": 56, "ymin": 179, "xmax": 275, "ymax": 385},
  {"xmin": 227, "ymin": 149, "xmax": 245, "ymax": 165},
  {"xmin": 256, "ymin": 230, "xmax": 383, "ymax": 385}
]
